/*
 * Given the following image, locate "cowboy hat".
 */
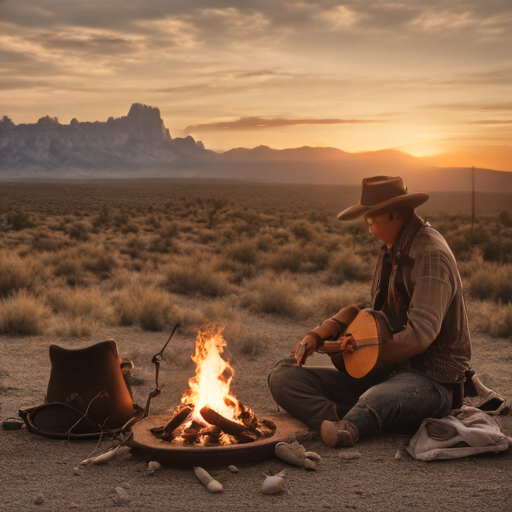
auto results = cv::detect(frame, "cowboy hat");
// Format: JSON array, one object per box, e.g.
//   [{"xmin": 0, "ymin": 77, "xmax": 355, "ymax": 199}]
[{"xmin": 337, "ymin": 176, "xmax": 429, "ymax": 221}]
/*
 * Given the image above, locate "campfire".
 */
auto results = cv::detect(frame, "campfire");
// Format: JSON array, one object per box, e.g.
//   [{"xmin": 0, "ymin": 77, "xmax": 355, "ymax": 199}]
[{"xmin": 149, "ymin": 327, "xmax": 276, "ymax": 446}]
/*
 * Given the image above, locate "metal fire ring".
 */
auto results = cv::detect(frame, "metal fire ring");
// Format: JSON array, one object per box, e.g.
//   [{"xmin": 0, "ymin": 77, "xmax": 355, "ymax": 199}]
[{"xmin": 127, "ymin": 413, "xmax": 306, "ymax": 468}]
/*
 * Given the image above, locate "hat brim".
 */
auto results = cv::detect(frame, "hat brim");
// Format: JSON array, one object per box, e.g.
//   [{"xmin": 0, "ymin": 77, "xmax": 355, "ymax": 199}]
[{"xmin": 337, "ymin": 192, "xmax": 429, "ymax": 221}]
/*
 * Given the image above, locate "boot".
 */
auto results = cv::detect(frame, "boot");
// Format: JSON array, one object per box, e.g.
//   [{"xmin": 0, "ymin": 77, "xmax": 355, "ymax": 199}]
[{"xmin": 320, "ymin": 419, "xmax": 359, "ymax": 448}]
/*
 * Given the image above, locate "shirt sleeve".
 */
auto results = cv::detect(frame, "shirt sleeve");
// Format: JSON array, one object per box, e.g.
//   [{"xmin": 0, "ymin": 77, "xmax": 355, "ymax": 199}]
[{"xmin": 380, "ymin": 250, "xmax": 455, "ymax": 362}]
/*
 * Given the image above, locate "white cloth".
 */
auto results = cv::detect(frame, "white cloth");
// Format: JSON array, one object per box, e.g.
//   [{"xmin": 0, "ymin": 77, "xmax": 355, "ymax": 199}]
[{"xmin": 406, "ymin": 407, "xmax": 512, "ymax": 461}]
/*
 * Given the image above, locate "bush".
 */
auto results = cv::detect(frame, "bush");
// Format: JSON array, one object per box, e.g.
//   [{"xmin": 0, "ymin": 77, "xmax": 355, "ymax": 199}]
[
  {"xmin": 227, "ymin": 240, "xmax": 259, "ymax": 265},
  {"xmin": 7, "ymin": 209, "xmax": 34, "ymax": 230},
  {"xmin": 243, "ymin": 272, "xmax": 300, "ymax": 317},
  {"xmin": 45, "ymin": 287, "xmax": 114, "ymax": 325},
  {"xmin": 468, "ymin": 300, "xmax": 512, "ymax": 337},
  {"xmin": 68, "ymin": 221, "xmax": 90, "ymax": 241},
  {"xmin": 0, "ymin": 251, "xmax": 48, "ymax": 297},
  {"xmin": 0, "ymin": 291, "xmax": 49, "ymax": 335},
  {"xmin": 265, "ymin": 244, "xmax": 307, "ymax": 273},
  {"xmin": 470, "ymin": 263, "xmax": 512, "ymax": 303},
  {"xmin": 111, "ymin": 284, "xmax": 182, "ymax": 331},
  {"xmin": 162, "ymin": 256, "xmax": 232, "ymax": 297},
  {"xmin": 329, "ymin": 249, "xmax": 371, "ymax": 283},
  {"xmin": 50, "ymin": 315, "xmax": 95, "ymax": 338}
]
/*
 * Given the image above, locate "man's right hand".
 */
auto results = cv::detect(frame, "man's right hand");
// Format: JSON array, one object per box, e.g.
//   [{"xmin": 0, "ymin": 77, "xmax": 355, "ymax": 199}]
[{"xmin": 292, "ymin": 334, "xmax": 318, "ymax": 366}]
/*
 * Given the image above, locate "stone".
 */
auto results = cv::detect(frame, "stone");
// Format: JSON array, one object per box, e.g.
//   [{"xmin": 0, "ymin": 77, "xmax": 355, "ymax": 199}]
[
  {"xmin": 261, "ymin": 476, "xmax": 284, "ymax": 495},
  {"xmin": 228, "ymin": 465, "xmax": 239, "ymax": 473},
  {"xmin": 113, "ymin": 487, "xmax": 131, "ymax": 505},
  {"xmin": 34, "ymin": 495, "xmax": 44, "ymax": 505},
  {"xmin": 2, "ymin": 419, "xmax": 23, "ymax": 430},
  {"xmin": 339, "ymin": 450, "xmax": 361, "ymax": 460}
]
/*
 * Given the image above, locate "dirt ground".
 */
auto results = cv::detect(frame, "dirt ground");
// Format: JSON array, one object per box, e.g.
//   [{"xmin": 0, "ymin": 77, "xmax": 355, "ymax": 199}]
[{"xmin": 1, "ymin": 315, "xmax": 511, "ymax": 512}]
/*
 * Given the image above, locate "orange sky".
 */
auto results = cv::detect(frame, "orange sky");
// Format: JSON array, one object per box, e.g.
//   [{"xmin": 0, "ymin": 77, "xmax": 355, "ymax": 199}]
[{"xmin": 1, "ymin": 1, "xmax": 511, "ymax": 171}]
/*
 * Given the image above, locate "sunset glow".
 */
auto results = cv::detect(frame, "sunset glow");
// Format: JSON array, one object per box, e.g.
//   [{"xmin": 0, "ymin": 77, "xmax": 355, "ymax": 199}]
[{"xmin": 1, "ymin": 1, "xmax": 510, "ymax": 170}]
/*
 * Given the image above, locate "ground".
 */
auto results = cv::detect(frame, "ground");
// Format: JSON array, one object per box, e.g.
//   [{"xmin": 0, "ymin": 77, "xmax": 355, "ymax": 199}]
[{"xmin": 1, "ymin": 315, "xmax": 511, "ymax": 512}]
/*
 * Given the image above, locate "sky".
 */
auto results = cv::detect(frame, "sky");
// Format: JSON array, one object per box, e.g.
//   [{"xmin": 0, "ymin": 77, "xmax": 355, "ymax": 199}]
[{"xmin": 1, "ymin": 0, "xmax": 511, "ymax": 168}]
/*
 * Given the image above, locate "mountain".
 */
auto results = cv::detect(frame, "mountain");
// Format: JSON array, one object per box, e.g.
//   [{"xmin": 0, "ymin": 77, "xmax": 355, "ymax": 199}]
[
  {"xmin": 0, "ymin": 103, "xmax": 214, "ymax": 176},
  {"xmin": 0, "ymin": 103, "xmax": 511, "ymax": 193}
]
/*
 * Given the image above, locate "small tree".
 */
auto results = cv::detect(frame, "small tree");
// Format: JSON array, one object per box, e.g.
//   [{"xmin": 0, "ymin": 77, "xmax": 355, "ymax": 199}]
[{"xmin": 196, "ymin": 197, "xmax": 229, "ymax": 229}]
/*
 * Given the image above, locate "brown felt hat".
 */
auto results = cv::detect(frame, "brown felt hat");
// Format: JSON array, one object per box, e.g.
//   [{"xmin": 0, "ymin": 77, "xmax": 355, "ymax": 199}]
[{"xmin": 337, "ymin": 175, "xmax": 429, "ymax": 221}]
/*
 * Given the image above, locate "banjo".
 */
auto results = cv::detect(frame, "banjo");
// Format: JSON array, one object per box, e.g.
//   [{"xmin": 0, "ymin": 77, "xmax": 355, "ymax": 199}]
[{"xmin": 317, "ymin": 309, "xmax": 393, "ymax": 378}]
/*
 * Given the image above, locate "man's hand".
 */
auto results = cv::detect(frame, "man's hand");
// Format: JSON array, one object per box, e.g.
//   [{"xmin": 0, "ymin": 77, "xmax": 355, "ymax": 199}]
[
  {"xmin": 292, "ymin": 334, "xmax": 318, "ymax": 366},
  {"xmin": 338, "ymin": 335, "xmax": 356, "ymax": 353}
]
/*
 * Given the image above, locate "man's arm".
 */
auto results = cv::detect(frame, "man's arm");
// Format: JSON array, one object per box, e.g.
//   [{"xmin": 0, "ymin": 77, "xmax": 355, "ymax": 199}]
[{"xmin": 380, "ymin": 250, "xmax": 455, "ymax": 362}]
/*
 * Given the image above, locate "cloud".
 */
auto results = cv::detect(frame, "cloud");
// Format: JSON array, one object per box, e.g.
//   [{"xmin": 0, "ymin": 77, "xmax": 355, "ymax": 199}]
[
  {"xmin": 468, "ymin": 120, "xmax": 512, "ymax": 125},
  {"xmin": 187, "ymin": 116, "xmax": 383, "ymax": 132},
  {"xmin": 422, "ymin": 101, "xmax": 512, "ymax": 111}
]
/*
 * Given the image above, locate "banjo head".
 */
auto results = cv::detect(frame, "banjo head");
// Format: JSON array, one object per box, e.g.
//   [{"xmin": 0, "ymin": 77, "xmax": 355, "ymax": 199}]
[{"xmin": 343, "ymin": 310, "xmax": 381, "ymax": 379}]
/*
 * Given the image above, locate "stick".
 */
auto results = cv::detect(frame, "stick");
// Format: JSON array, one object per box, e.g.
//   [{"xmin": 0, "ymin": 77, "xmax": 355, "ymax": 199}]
[
  {"xmin": 163, "ymin": 404, "xmax": 194, "ymax": 434},
  {"xmin": 199, "ymin": 407, "xmax": 248, "ymax": 436}
]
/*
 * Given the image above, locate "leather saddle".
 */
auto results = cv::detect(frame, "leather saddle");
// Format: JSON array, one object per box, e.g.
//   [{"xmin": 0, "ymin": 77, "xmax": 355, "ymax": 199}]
[{"xmin": 19, "ymin": 340, "xmax": 143, "ymax": 438}]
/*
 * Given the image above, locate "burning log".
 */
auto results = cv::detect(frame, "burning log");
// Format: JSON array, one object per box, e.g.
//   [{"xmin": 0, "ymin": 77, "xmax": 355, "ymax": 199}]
[
  {"xmin": 200, "ymin": 425, "xmax": 222, "ymax": 445},
  {"xmin": 162, "ymin": 404, "xmax": 194, "ymax": 437},
  {"xmin": 182, "ymin": 420, "xmax": 203, "ymax": 444},
  {"xmin": 200, "ymin": 406, "xmax": 248, "ymax": 436}
]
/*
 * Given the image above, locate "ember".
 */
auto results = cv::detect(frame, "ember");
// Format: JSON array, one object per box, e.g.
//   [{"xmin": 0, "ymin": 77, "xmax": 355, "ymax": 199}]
[{"xmin": 151, "ymin": 327, "xmax": 275, "ymax": 446}]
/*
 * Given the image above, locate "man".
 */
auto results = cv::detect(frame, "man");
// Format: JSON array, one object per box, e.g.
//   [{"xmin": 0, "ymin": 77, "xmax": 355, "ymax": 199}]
[{"xmin": 268, "ymin": 176, "xmax": 471, "ymax": 448}]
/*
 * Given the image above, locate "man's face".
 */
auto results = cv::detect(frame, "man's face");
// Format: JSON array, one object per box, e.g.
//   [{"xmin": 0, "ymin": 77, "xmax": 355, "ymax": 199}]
[{"xmin": 364, "ymin": 212, "xmax": 402, "ymax": 246}]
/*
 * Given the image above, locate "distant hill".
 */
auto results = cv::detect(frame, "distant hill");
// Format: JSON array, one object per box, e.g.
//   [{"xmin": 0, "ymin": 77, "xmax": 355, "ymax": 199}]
[
  {"xmin": 1, "ymin": 103, "xmax": 511, "ymax": 193},
  {"xmin": 0, "ymin": 103, "xmax": 214, "ymax": 176}
]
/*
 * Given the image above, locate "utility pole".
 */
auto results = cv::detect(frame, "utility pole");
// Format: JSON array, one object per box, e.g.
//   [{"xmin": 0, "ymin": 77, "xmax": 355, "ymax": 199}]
[{"xmin": 471, "ymin": 166, "xmax": 475, "ymax": 237}]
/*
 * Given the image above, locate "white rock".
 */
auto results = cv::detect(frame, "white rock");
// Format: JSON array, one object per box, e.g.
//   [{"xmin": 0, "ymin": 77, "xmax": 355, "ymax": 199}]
[
  {"xmin": 147, "ymin": 461, "xmax": 162, "ymax": 474},
  {"xmin": 339, "ymin": 450, "xmax": 361, "ymax": 460},
  {"xmin": 262, "ymin": 476, "xmax": 284, "ymax": 495},
  {"xmin": 228, "ymin": 465, "xmax": 239, "ymax": 473},
  {"xmin": 206, "ymin": 480, "xmax": 224, "ymax": 493},
  {"xmin": 72, "ymin": 467, "xmax": 82, "ymax": 476}
]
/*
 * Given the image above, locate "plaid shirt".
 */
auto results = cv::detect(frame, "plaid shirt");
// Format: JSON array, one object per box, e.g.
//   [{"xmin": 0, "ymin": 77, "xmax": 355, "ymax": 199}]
[{"xmin": 371, "ymin": 213, "xmax": 471, "ymax": 383}]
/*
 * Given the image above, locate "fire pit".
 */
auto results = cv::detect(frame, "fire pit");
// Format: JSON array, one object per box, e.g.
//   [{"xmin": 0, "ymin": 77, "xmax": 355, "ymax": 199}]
[{"xmin": 127, "ymin": 327, "xmax": 298, "ymax": 468}]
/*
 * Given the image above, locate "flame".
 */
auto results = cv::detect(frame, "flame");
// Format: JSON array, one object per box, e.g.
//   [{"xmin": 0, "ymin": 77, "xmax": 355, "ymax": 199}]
[{"xmin": 181, "ymin": 327, "xmax": 241, "ymax": 425}]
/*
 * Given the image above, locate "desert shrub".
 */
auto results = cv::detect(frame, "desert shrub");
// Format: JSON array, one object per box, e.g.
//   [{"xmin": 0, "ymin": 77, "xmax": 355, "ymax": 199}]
[
  {"xmin": 290, "ymin": 219, "xmax": 316, "ymax": 243},
  {"xmin": 111, "ymin": 282, "xmax": 181, "ymax": 331},
  {"xmin": 122, "ymin": 236, "xmax": 147, "ymax": 259},
  {"xmin": 0, "ymin": 251, "xmax": 48, "ymax": 297},
  {"xmin": 227, "ymin": 240, "xmax": 259, "ymax": 265},
  {"xmin": 299, "ymin": 283, "xmax": 370, "ymax": 321},
  {"xmin": 121, "ymin": 222, "xmax": 139, "ymax": 234},
  {"xmin": 50, "ymin": 315, "xmax": 96, "ymax": 338},
  {"xmin": 82, "ymin": 248, "xmax": 119, "ymax": 275},
  {"xmin": 470, "ymin": 263, "xmax": 512, "ymax": 303},
  {"xmin": 162, "ymin": 256, "xmax": 232, "ymax": 297},
  {"xmin": 265, "ymin": 244, "xmax": 307, "ymax": 273},
  {"xmin": 468, "ymin": 300, "xmax": 512, "ymax": 338},
  {"xmin": 329, "ymin": 249, "xmax": 371, "ymax": 283},
  {"xmin": 0, "ymin": 291, "xmax": 49, "ymax": 335},
  {"xmin": 221, "ymin": 318, "xmax": 265, "ymax": 358},
  {"xmin": 31, "ymin": 230, "xmax": 68, "ymax": 252},
  {"xmin": 92, "ymin": 205, "xmax": 112, "ymax": 228},
  {"xmin": 7, "ymin": 209, "xmax": 34, "ymax": 230},
  {"xmin": 243, "ymin": 272, "xmax": 300, "ymax": 317},
  {"xmin": 255, "ymin": 234, "xmax": 276, "ymax": 252},
  {"xmin": 45, "ymin": 287, "xmax": 114, "ymax": 325},
  {"xmin": 68, "ymin": 221, "xmax": 90, "ymax": 241},
  {"xmin": 304, "ymin": 244, "xmax": 330, "ymax": 271}
]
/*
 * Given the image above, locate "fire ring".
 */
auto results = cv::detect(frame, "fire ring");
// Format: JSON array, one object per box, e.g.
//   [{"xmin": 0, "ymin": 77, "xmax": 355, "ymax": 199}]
[{"xmin": 127, "ymin": 413, "xmax": 301, "ymax": 468}]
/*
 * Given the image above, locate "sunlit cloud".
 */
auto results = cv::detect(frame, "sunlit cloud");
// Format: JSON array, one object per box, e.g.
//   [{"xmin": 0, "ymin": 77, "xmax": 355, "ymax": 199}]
[
  {"xmin": 316, "ymin": 5, "xmax": 362, "ymax": 29},
  {"xmin": 187, "ymin": 116, "xmax": 384, "ymax": 132}
]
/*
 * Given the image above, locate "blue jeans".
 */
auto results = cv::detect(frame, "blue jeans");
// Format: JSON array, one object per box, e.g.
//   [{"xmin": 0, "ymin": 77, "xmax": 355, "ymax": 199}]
[{"xmin": 268, "ymin": 360, "xmax": 452, "ymax": 439}]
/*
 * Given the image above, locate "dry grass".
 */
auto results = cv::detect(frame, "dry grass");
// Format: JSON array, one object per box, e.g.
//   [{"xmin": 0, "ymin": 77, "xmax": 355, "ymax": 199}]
[
  {"xmin": 0, "ymin": 181, "xmax": 510, "ymax": 344},
  {"xmin": 467, "ymin": 300, "xmax": 512, "ymax": 338},
  {"xmin": 0, "ymin": 291, "xmax": 49, "ymax": 335}
]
